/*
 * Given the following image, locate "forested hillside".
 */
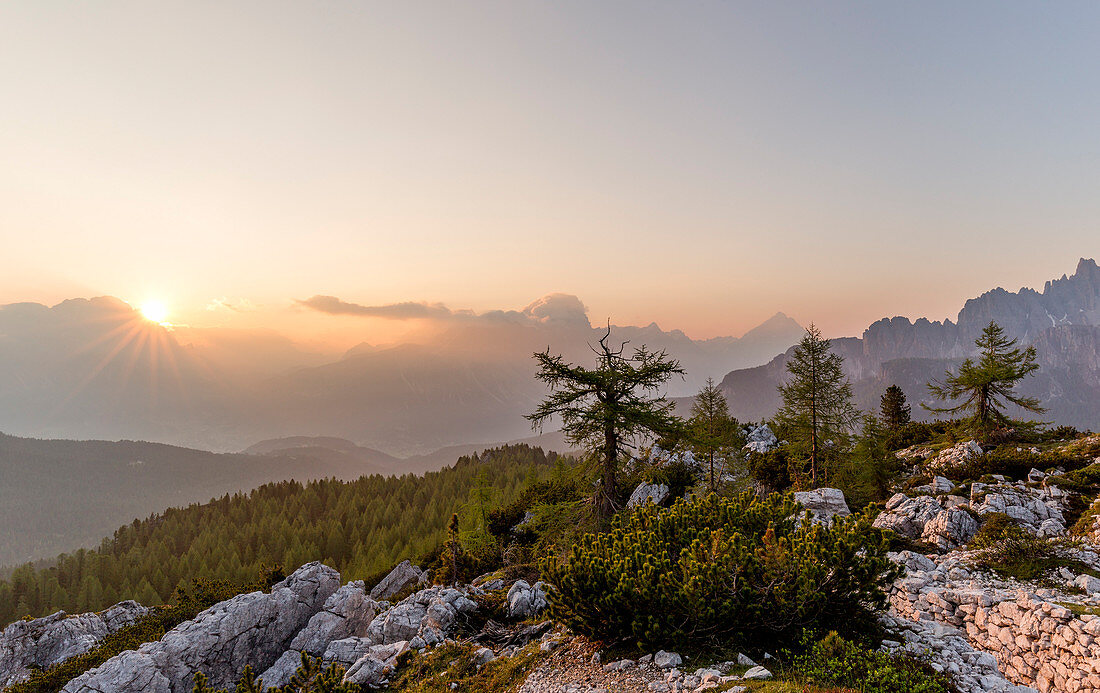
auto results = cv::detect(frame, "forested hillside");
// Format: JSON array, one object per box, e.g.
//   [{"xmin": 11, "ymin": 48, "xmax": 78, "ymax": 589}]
[
  {"xmin": 0, "ymin": 444, "xmax": 564, "ymax": 625},
  {"xmin": 0, "ymin": 433, "xmax": 402, "ymax": 567}
]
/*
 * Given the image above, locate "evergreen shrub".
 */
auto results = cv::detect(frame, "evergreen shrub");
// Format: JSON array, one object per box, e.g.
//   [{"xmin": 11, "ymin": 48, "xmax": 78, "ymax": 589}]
[{"xmin": 540, "ymin": 492, "xmax": 901, "ymax": 649}]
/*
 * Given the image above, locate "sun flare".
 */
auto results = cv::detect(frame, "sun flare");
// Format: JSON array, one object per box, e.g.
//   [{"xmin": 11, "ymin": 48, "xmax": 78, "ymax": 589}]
[{"xmin": 140, "ymin": 300, "xmax": 169, "ymax": 324}]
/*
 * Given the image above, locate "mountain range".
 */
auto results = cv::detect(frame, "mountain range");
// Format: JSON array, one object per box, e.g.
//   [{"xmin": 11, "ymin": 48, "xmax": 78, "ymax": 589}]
[
  {"xmin": 718, "ymin": 258, "xmax": 1100, "ymax": 429},
  {"xmin": 0, "ymin": 296, "xmax": 804, "ymax": 455}
]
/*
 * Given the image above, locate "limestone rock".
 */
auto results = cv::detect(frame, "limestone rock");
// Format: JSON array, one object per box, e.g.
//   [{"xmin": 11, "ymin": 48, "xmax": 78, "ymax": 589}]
[
  {"xmin": 921, "ymin": 508, "xmax": 979, "ymax": 550},
  {"xmin": 654, "ymin": 650, "xmax": 682, "ymax": 669},
  {"xmin": 873, "ymin": 494, "xmax": 944, "ymax": 539},
  {"xmin": 1073, "ymin": 574, "xmax": 1100, "ymax": 594},
  {"xmin": 507, "ymin": 580, "xmax": 549, "ymax": 619},
  {"xmin": 369, "ymin": 560, "xmax": 427, "ymax": 601},
  {"xmin": 928, "ymin": 440, "xmax": 984, "ymax": 472},
  {"xmin": 382, "ymin": 602, "xmax": 427, "ymax": 643},
  {"xmin": 742, "ymin": 666, "xmax": 772, "ymax": 680},
  {"xmin": 931, "ymin": 476, "xmax": 956, "ymax": 494},
  {"xmin": 60, "ymin": 562, "xmax": 339, "ymax": 693},
  {"xmin": 743, "ymin": 425, "xmax": 778, "ymax": 454},
  {"xmin": 792, "ymin": 487, "xmax": 851, "ymax": 526},
  {"xmin": 0, "ymin": 601, "xmax": 149, "ymax": 688},
  {"xmin": 627, "ymin": 483, "xmax": 670, "ymax": 509}
]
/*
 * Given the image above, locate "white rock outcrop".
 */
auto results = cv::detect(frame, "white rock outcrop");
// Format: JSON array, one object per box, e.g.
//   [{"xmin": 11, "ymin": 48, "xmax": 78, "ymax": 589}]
[
  {"xmin": 369, "ymin": 560, "xmax": 427, "ymax": 600},
  {"xmin": 793, "ymin": 487, "xmax": 851, "ymax": 526},
  {"xmin": 920, "ymin": 508, "xmax": 980, "ymax": 550},
  {"xmin": 742, "ymin": 425, "xmax": 778, "ymax": 454},
  {"xmin": 257, "ymin": 580, "xmax": 379, "ymax": 686},
  {"xmin": 507, "ymin": 580, "xmax": 549, "ymax": 620},
  {"xmin": 0, "ymin": 601, "xmax": 149, "ymax": 687},
  {"xmin": 60, "ymin": 562, "xmax": 340, "ymax": 693},
  {"xmin": 873, "ymin": 493, "xmax": 945, "ymax": 539},
  {"xmin": 627, "ymin": 482, "xmax": 670, "ymax": 509}
]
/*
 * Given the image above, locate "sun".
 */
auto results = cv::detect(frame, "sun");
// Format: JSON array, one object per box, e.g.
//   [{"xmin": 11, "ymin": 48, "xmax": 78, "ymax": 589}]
[{"xmin": 140, "ymin": 300, "xmax": 170, "ymax": 325}]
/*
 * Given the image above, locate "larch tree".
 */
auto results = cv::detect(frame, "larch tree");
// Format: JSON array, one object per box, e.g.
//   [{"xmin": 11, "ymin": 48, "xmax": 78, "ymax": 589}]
[
  {"xmin": 773, "ymin": 324, "xmax": 858, "ymax": 486},
  {"xmin": 526, "ymin": 326, "xmax": 684, "ymax": 519},
  {"xmin": 688, "ymin": 377, "xmax": 744, "ymax": 492},
  {"xmin": 925, "ymin": 320, "xmax": 1044, "ymax": 440}
]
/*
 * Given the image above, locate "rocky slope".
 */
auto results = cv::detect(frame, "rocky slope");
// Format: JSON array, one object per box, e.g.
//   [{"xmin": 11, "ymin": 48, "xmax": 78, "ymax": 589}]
[{"xmin": 720, "ymin": 258, "xmax": 1100, "ymax": 429}]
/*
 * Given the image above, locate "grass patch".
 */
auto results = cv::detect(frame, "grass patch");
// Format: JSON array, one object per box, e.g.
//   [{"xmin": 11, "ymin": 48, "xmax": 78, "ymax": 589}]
[
  {"xmin": 1058, "ymin": 602, "xmax": 1100, "ymax": 617},
  {"xmin": 386, "ymin": 642, "xmax": 545, "ymax": 693},
  {"xmin": 968, "ymin": 514, "xmax": 1092, "ymax": 583},
  {"xmin": 785, "ymin": 631, "xmax": 956, "ymax": 693}
]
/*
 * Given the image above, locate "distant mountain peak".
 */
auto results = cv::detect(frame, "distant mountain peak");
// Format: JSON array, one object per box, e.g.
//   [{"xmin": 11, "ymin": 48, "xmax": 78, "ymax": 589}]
[{"xmin": 739, "ymin": 311, "xmax": 804, "ymax": 340}]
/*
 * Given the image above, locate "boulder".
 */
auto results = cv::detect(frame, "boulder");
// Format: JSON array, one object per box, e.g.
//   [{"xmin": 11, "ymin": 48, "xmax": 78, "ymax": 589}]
[
  {"xmin": 742, "ymin": 666, "xmax": 773, "ymax": 680},
  {"xmin": 382, "ymin": 602, "xmax": 427, "ymax": 644},
  {"xmin": 928, "ymin": 440, "xmax": 984, "ymax": 472},
  {"xmin": 369, "ymin": 560, "xmax": 427, "ymax": 601},
  {"xmin": 792, "ymin": 487, "xmax": 850, "ymax": 525},
  {"xmin": 60, "ymin": 562, "xmax": 340, "ymax": 693},
  {"xmin": 1073, "ymin": 574, "xmax": 1100, "ymax": 594},
  {"xmin": 291, "ymin": 581, "xmax": 378, "ymax": 655},
  {"xmin": 873, "ymin": 494, "xmax": 945, "ymax": 539},
  {"xmin": 920, "ymin": 508, "xmax": 979, "ymax": 550},
  {"xmin": 259, "ymin": 580, "xmax": 379, "ymax": 686},
  {"xmin": 342, "ymin": 640, "xmax": 410, "ymax": 685},
  {"xmin": 743, "ymin": 425, "xmax": 778, "ymax": 454},
  {"xmin": 654, "ymin": 650, "xmax": 682, "ymax": 669},
  {"xmin": 627, "ymin": 483, "xmax": 670, "ymax": 509},
  {"xmin": 506, "ymin": 580, "xmax": 549, "ymax": 619},
  {"xmin": 931, "ymin": 476, "xmax": 955, "ymax": 494},
  {"xmin": 323, "ymin": 637, "xmax": 374, "ymax": 666}
]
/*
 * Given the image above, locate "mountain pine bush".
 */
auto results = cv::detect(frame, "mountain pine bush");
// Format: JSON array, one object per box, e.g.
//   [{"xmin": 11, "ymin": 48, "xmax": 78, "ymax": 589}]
[{"xmin": 541, "ymin": 492, "xmax": 901, "ymax": 649}]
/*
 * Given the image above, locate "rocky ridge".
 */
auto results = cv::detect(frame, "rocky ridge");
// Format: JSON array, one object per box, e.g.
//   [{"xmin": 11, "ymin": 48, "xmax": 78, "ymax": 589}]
[
  {"xmin": 33, "ymin": 561, "xmax": 549, "ymax": 693},
  {"xmin": 0, "ymin": 601, "xmax": 148, "ymax": 688}
]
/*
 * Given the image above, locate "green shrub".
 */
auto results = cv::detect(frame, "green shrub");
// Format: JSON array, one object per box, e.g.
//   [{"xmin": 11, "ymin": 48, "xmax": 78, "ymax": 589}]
[
  {"xmin": 791, "ymin": 631, "xmax": 954, "ymax": 693},
  {"xmin": 969, "ymin": 514, "xmax": 1082, "ymax": 582},
  {"xmin": 540, "ymin": 492, "xmax": 901, "ymax": 650},
  {"xmin": 486, "ymin": 478, "xmax": 584, "ymax": 538},
  {"xmin": 746, "ymin": 448, "xmax": 792, "ymax": 492},
  {"xmin": 884, "ymin": 420, "xmax": 958, "ymax": 451}
]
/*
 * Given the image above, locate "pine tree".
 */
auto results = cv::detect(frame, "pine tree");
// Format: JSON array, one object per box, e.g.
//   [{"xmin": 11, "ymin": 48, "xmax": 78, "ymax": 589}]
[
  {"xmin": 527, "ymin": 325, "xmax": 684, "ymax": 519},
  {"xmin": 879, "ymin": 385, "xmax": 911, "ymax": 431},
  {"xmin": 773, "ymin": 324, "xmax": 858, "ymax": 486},
  {"xmin": 925, "ymin": 321, "xmax": 1044, "ymax": 440},
  {"xmin": 688, "ymin": 378, "xmax": 744, "ymax": 491}
]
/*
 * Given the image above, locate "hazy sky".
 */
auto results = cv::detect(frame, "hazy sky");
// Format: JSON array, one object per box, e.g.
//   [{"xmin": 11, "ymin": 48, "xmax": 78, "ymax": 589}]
[{"xmin": 2, "ymin": 2, "xmax": 1099, "ymax": 343}]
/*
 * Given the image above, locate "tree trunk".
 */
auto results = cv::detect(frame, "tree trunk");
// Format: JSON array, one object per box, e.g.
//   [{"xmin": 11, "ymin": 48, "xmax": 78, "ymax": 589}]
[
  {"xmin": 600, "ymin": 425, "xmax": 618, "ymax": 520},
  {"xmin": 810, "ymin": 354, "xmax": 818, "ymax": 485}
]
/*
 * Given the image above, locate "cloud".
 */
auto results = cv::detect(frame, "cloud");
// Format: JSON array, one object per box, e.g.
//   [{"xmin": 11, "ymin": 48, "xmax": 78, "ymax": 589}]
[
  {"xmin": 522, "ymin": 293, "xmax": 590, "ymax": 324},
  {"xmin": 297, "ymin": 295, "xmax": 454, "ymax": 320},
  {"xmin": 206, "ymin": 297, "xmax": 257, "ymax": 312},
  {"xmin": 297, "ymin": 293, "xmax": 591, "ymax": 327}
]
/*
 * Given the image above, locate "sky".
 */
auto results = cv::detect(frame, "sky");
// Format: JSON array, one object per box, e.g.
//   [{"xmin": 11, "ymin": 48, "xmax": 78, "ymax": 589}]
[{"xmin": 2, "ymin": 1, "xmax": 1099, "ymax": 345}]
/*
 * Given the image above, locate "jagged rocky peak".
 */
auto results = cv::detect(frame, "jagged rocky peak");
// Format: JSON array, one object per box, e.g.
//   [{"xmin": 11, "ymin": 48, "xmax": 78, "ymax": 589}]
[{"xmin": 861, "ymin": 258, "xmax": 1100, "ymax": 363}]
